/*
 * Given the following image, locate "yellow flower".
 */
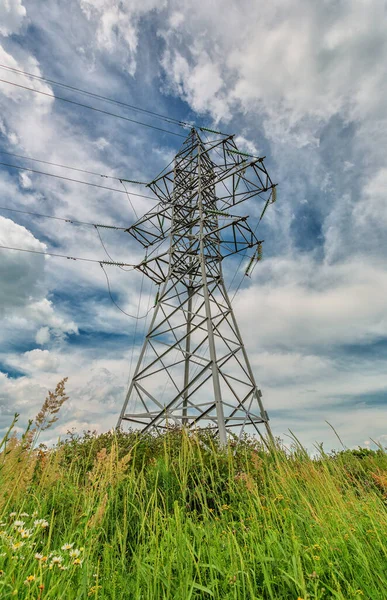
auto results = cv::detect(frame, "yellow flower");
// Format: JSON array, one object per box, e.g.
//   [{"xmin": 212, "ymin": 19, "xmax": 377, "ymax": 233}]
[
  {"xmin": 221, "ymin": 504, "xmax": 230, "ymax": 510},
  {"xmin": 312, "ymin": 544, "xmax": 321, "ymax": 550},
  {"xmin": 313, "ymin": 555, "xmax": 320, "ymax": 561},
  {"xmin": 26, "ymin": 575, "xmax": 35, "ymax": 582},
  {"xmin": 73, "ymin": 558, "xmax": 82, "ymax": 565}
]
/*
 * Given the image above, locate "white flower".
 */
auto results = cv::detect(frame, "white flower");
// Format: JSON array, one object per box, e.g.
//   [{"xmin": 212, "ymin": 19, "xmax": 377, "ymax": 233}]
[
  {"xmin": 20, "ymin": 530, "xmax": 32, "ymax": 539},
  {"xmin": 9, "ymin": 512, "xmax": 17, "ymax": 518},
  {"xmin": 51, "ymin": 556, "xmax": 63, "ymax": 564},
  {"xmin": 61, "ymin": 543, "xmax": 74, "ymax": 551},
  {"xmin": 34, "ymin": 519, "xmax": 49, "ymax": 529},
  {"xmin": 20, "ymin": 513, "xmax": 29, "ymax": 518},
  {"xmin": 69, "ymin": 549, "xmax": 80, "ymax": 558},
  {"xmin": 13, "ymin": 521, "xmax": 25, "ymax": 528},
  {"xmin": 11, "ymin": 541, "xmax": 24, "ymax": 551},
  {"xmin": 31, "ymin": 511, "xmax": 38, "ymax": 518},
  {"xmin": 34, "ymin": 553, "xmax": 43, "ymax": 560}
]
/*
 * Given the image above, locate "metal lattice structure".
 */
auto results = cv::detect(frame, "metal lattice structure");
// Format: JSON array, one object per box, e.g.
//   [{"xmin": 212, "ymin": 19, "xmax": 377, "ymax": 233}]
[{"xmin": 117, "ymin": 128, "xmax": 276, "ymax": 445}]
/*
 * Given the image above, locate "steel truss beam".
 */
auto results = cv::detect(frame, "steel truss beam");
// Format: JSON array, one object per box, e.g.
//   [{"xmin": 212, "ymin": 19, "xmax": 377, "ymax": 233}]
[{"xmin": 117, "ymin": 128, "xmax": 276, "ymax": 445}]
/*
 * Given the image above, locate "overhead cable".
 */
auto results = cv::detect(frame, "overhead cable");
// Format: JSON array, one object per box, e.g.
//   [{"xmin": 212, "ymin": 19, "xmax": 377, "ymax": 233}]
[
  {"xmin": 0, "ymin": 160, "xmax": 157, "ymax": 200},
  {"xmin": 0, "ymin": 78, "xmax": 186, "ymax": 138},
  {"xmin": 0, "ymin": 244, "xmax": 135, "ymax": 267},
  {"xmin": 100, "ymin": 263, "xmax": 153, "ymax": 319},
  {"xmin": 0, "ymin": 150, "xmax": 147, "ymax": 184},
  {"xmin": 0, "ymin": 63, "xmax": 192, "ymax": 128},
  {"xmin": 0, "ymin": 205, "xmax": 128, "ymax": 230}
]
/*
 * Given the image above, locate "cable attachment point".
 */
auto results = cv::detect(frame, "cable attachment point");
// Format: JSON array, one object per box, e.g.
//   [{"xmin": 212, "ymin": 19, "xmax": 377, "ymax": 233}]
[{"xmin": 245, "ymin": 241, "xmax": 264, "ymax": 277}]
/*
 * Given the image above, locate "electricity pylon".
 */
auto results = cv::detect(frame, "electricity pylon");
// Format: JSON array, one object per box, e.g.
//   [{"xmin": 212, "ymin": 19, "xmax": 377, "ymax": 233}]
[{"xmin": 117, "ymin": 128, "xmax": 276, "ymax": 445}]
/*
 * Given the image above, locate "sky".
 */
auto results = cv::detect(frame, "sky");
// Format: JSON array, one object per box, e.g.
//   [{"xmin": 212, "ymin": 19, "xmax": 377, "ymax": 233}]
[{"xmin": 1, "ymin": 0, "xmax": 387, "ymax": 453}]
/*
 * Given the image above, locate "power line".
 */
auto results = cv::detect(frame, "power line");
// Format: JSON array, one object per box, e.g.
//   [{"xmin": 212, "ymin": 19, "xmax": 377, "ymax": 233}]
[
  {"xmin": 0, "ymin": 63, "xmax": 192, "ymax": 129},
  {"xmin": 119, "ymin": 179, "xmax": 139, "ymax": 220},
  {"xmin": 0, "ymin": 160, "xmax": 157, "ymax": 200},
  {"xmin": 100, "ymin": 263, "xmax": 153, "ymax": 319},
  {"xmin": 0, "ymin": 150, "xmax": 146, "ymax": 184},
  {"xmin": 0, "ymin": 204, "xmax": 128, "ymax": 230},
  {"xmin": 0, "ymin": 78, "xmax": 186, "ymax": 138},
  {"xmin": 0, "ymin": 244, "xmax": 135, "ymax": 267}
]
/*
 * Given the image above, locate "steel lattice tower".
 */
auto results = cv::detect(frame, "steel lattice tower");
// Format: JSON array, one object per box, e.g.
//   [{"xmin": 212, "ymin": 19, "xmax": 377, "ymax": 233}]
[{"xmin": 117, "ymin": 128, "xmax": 276, "ymax": 445}]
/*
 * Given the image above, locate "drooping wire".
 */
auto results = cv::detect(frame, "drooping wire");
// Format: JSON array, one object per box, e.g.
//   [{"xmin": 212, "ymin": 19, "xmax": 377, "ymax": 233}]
[
  {"xmin": 0, "ymin": 63, "xmax": 192, "ymax": 129},
  {"xmin": 119, "ymin": 179, "xmax": 139, "ymax": 220},
  {"xmin": 0, "ymin": 78, "xmax": 186, "ymax": 138},
  {"xmin": 100, "ymin": 262, "xmax": 152, "ymax": 319},
  {"xmin": 94, "ymin": 225, "xmax": 133, "ymax": 272},
  {"xmin": 126, "ymin": 267, "xmax": 148, "ymax": 415}
]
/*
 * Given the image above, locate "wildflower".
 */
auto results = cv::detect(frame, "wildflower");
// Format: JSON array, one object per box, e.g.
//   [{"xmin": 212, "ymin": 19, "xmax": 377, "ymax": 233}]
[
  {"xmin": 35, "ymin": 553, "xmax": 43, "ymax": 560},
  {"xmin": 70, "ymin": 548, "xmax": 80, "ymax": 558},
  {"xmin": 34, "ymin": 519, "xmax": 49, "ymax": 529},
  {"xmin": 51, "ymin": 556, "xmax": 63, "ymax": 565},
  {"xmin": 20, "ymin": 529, "xmax": 32, "ymax": 539},
  {"xmin": 59, "ymin": 565, "xmax": 68, "ymax": 571},
  {"xmin": 0, "ymin": 570, "xmax": 4, "ymax": 576},
  {"xmin": 13, "ymin": 521, "xmax": 25, "ymax": 528},
  {"xmin": 73, "ymin": 558, "xmax": 82, "ymax": 565},
  {"xmin": 313, "ymin": 555, "xmax": 320, "ymax": 561},
  {"xmin": 312, "ymin": 544, "xmax": 321, "ymax": 550},
  {"xmin": 20, "ymin": 513, "xmax": 29, "ymax": 518},
  {"xmin": 9, "ymin": 512, "xmax": 17, "ymax": 518},
  {"xmin": 39, "ymin": 585, "xmax": 44, "ymax": 591},
  {"xmin": 0, "ymin": 523, "xmax": 6, "ymax": 527},
  {"xmin": 11, "ymin": 541, "xmax": 24, "ymax": 551},
  {"xmin": 61, "ymin": 543, "xmax": 74, "ymax": 551},
  {"xmin": 32, "ymin": 511, "xmax": 38, "ymax": 518},
  {"xmin": 355, "ymin": 592, "xmax": 364, "ymax": 596},
  {"xmin": 221, "ymin": 504, "xmax": 230, "ymax": 510},
  {"xmin": 24, "ymin": 575, "xmax": 36, "ymax": 585}
]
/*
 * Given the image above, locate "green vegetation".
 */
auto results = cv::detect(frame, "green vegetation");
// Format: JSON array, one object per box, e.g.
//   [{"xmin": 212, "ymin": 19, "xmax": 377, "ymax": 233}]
[{"xmin": 1, "ymin": 380, "xmax": 387, "ymax": 599}]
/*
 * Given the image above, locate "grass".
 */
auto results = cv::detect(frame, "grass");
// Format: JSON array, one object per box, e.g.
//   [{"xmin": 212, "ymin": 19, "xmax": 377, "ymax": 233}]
[{"xmin": 1, "ymin": 386, "xmax": 387, "ymax": 598}]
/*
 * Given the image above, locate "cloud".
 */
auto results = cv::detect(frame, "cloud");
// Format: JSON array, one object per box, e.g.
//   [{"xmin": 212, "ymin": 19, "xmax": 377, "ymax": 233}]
[
  {"xmin": 160, "ymin": 0, "xmax": 387, "ymax": 145},
  {"xmin": 236, "ymin": 254, "xmax": 387, "ymax": 350},
  {"xmin": 79, "ymin": 0, "xmax": 166, "ymax": 75},
  {"xmin": 0, "ymin": 0, "xmax": 26, "ymax": 37},
  {"xmin": 22, "ymin": 349, "xmax": 59, "ymax": 372},
  {"xmin": 0, "ymin": 216, "xmax": 47, "ymax": 314},
  {"xmin": 36, "ymin": 326, "xmax": 50, "ymax": 345},
  {"xmin": 0, "ymin": 0, "xmax": 387, "ymax": 453}
]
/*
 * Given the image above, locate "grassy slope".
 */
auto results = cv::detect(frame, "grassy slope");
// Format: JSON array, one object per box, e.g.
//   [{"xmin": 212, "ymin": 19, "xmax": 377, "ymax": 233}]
[{"xmin": 1, "ymin": 425, "xmax": 387, "ymax": 600}]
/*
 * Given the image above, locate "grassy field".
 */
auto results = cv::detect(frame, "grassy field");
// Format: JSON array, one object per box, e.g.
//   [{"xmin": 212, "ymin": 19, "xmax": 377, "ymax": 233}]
[{"xmin": 1, "ymin": 384, "xmax": 387, "ymax": 599}]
